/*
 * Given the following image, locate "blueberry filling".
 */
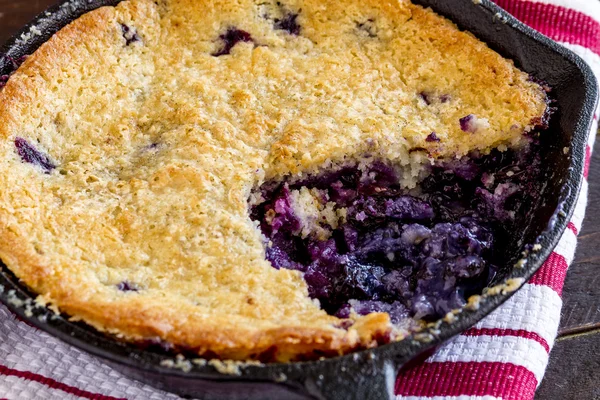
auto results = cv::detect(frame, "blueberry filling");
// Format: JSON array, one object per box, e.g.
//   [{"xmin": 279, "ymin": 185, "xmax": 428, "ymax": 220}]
[
  {"xmin": 146, "ymin": 142, "xmax": 161, "ymax": 150},
  {"xmin": 212, "ymin": 28, "xmax": 254, "ymax": 57},
  {"xmin": 274, "ymin": 12, "xmax": 301, "ymax": 35},
  {"xmin": 426, "ymin": 132, "xmax": 440, "ymax": 142},
  {"xmin": 121, "ymin": 24, "xmax": 141, "ymax": 46},
  {"xmin": 0, "ymin": 54, "xmax": 28, "ymax": 89},
  {"xmin": 3, "ymin": 54, "xmax": 28, "ymax": 70},
  {"xmin": 420, "ymin": 91, "xmax": 452, "ymax": 106},
  {"xmin": 419, "ymin": 91, "xmax": 432, "ymax": 105},
  {"xmin": 138, "ymin": 337, "xmax": 174, "ymax": 352},
  {"xmin": 250, "ymin": 145, "xmax": 542, "ymax": 326},
  {"xmin": 263, "ymin": 2, "xmax": 301, "ymax": 35},
  {"xmin": 14, "ymin": 137, "xmax": 56, "ymax": 173},
  {"xmin": 117, "ymin": 281, "xmax": 139, "ymax": 292},
  {"xmin": 459, "ymin": 114, "xmax": 482, "ymax": 133}
]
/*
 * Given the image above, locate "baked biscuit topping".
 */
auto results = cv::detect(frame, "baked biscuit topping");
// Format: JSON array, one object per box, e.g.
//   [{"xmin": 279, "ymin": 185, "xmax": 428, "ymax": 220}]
[{"xmin": 0, "ymin": 0, "xmax": 548, "ymax": 361}]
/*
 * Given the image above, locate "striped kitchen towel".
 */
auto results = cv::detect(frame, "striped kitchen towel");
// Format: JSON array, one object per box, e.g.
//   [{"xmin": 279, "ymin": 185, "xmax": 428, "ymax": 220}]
[
  {"xmin": 0, "ymin": 0, "xmax": 599, "ymax": 399},
  {"xmin": 395, "ymin": 1, "xmax": 600, "ymax": 399}
]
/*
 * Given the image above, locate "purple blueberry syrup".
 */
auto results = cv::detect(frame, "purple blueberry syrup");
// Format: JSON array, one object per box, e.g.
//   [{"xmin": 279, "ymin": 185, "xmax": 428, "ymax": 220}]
[
  {"xmin": 14, "ymin": 137, "xmax": 56, "ymax": 173},
  {"xmin": 250, "ymin": 145, "xmax": 542, "ymax": 326},
  {"xmin": 212, "ymin": 28, "xmax": 254, "ymax": 56},
  {"xmin": 121, "ymin": 24, "xmax": 141, "ymax": 46}
]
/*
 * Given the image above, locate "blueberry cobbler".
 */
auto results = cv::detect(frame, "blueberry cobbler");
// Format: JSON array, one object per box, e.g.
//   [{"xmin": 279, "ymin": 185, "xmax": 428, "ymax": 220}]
[
  {"xmin": 0, "ymin": 0, "xmax": 549, "ymax": 362},
  {"xmin": 250, "ymin": 145, "xmax": 545, "ymax": 329}
]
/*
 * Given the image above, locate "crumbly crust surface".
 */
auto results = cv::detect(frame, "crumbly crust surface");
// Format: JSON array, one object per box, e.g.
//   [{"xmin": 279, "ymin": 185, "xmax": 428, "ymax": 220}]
[{"xmin": 0, "ymin": 0, "xmax": 547, "ymax": 361}]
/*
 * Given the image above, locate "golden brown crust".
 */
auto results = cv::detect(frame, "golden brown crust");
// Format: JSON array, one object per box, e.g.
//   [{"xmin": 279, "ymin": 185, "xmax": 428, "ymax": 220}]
[{"xmin": 0, "ymin": 0, "xmax": 547, "ymax": 361}]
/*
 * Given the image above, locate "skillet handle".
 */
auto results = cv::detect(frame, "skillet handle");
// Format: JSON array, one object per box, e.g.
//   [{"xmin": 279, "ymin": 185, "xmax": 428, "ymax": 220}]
[{"xmin": 302, "ymin": 357, "xmax": 398, "ymax": 400}]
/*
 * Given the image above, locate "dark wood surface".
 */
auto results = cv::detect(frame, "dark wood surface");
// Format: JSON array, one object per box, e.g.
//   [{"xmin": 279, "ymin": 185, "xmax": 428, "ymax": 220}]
[
  {"xmin": 1, "ymin": 1, "xmax": 599, "ymax": 398},
  {"xmin": 535, "ymin": 141, "xmax": 600, "ymax": 400}
]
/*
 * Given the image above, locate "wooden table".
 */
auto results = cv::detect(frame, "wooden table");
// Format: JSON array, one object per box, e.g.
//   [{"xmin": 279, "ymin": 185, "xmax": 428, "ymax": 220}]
[
  {"xmin": 535, "ymin": 142, "xmax": 600, "ymax": 400},
  {"xmin": 1, "ymin": 1, "xmax": 599, "ymax": 399}
]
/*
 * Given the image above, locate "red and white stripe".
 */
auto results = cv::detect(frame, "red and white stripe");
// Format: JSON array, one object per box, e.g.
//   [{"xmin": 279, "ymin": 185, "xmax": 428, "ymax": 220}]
[
  {"xmin": 508, "ymin": 0, "xmax": 600, "ymax": 24},
  {"xmin": 0, "ymin": 0, "xmax": 598, "ymax": 399},
  {"xmin": 0, "ymin": 308, "xmax": 179, "ymax": 399},
  {"xmin": 399, "ymin": 397, "xmax": 501, "ymax": 400},
  {"xmin": 495, "ymin": 0, "xmax": 600, "ymax": 55},
  {"xmin": 0, "ymin": 366, "xmax": 120, "ymax": 400},
  {"xmin": 397, "ymin": 1, "xmax": 600, "ymax": 398}
]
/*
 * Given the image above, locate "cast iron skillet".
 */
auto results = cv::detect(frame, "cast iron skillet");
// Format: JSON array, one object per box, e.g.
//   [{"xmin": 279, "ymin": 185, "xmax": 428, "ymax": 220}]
[{"xmin": 0, "ymin": 0, "xmax": 597, "ymax": 399}]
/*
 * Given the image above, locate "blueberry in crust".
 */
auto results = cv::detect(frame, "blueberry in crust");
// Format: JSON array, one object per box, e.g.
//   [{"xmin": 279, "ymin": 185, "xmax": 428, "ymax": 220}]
[
  {"xmin": 0, "ymin": 0, "xmax": 549, "ymax": 362},
  {"xmin": 212, "ymin": 28, "xmax": 254, "ymax": 56},
  {"xmin": 121, "ymin": 23, "xmax": 142, "ymax": 46},
  {"xmin": 14, "ymin": 137, "xmax": 55, "ymax": 174}
]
